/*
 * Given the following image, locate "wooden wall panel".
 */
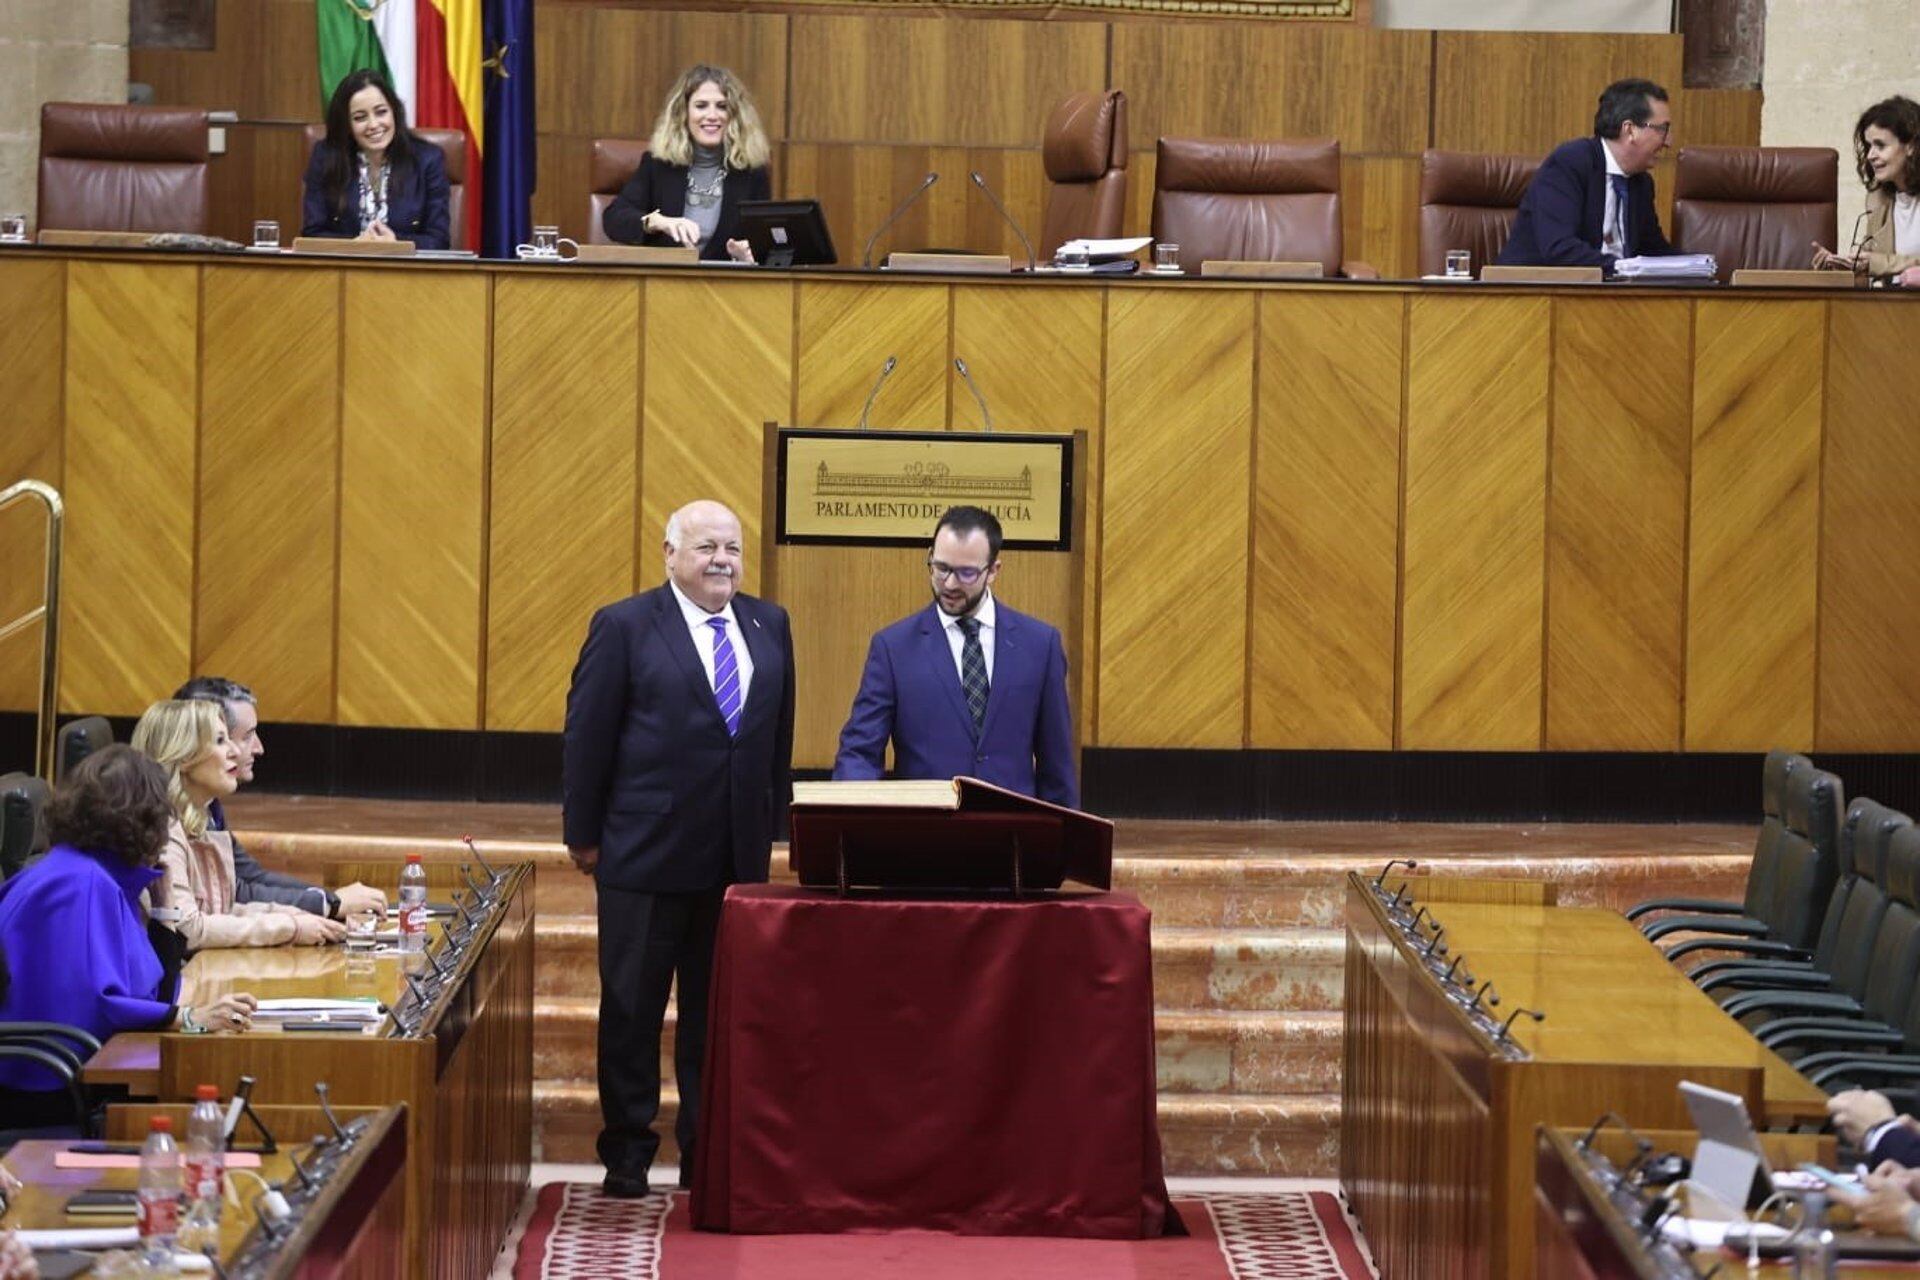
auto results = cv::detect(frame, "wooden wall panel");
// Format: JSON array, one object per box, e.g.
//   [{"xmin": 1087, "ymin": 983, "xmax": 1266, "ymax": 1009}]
[
  {"xmin": 486, "ymin": 276, "xmax": 641, "ymax": 733},
  {"xmin": 1818, "ymin": 301, "xmax": 1920, "ymax": 750},
  {"xmin": 1432, "ymin": 33, "xmax": 1685, "ymax": 154},
  {"xmin": 0, "ymin": 260, "xmax": 65, "ymax": 717},
  {"xmin": 788, "ymin": 15, "xmax": 1106, "ymax": 147},
  {"xmin": 1251, "ymin": 291, "xmax": 1401, "ymax": 749},
  {"xmin": 1679, "ymin": 88, "xmax": 1765, "ymax": 148},
  {"xmin": 1113, "ymin": 24, "xmax": 1431, "ymax": 154},
  {"xmin": 1342, "ymin": 155, "xmax": 1422, "ymax": 281},
  {"xmin": 1545, "ymin": 297, "xmax": 1689, "ymax": 751},
  {"xmin": 643, "ymin": 278, "xmax": 793, "ymax": 580},
  {"xmin": 536, "ymin": 9, "xmax": 789, "ymax": 140},
  {"xmin": 337, "ymin": 271, "xmax": 488, "ymax": 729},
  {"xmin": 1099, "ymin": 287, "xmax": 1253, "ymax": 748},
  {"xmin": 1685, "ymin": 299, "xmax": 1823, "ymax": 752},
  {"xmin": 1401, "ymin": 295, "xmax": 1551, "ymax": 749},
  {"xmin": 781, "ymin": 144, "xmax": 1055, "ymax": 267},
  {"xmin": 130, "ymin": 0, "xmax": 319, "ymax": 122},
  {"xmin": 795, "ymin": 282, "xmax": 947, "ymax": 429},
  {"xmin": 61, "ymin": 263, "xmax": 198, "ymax": 717},
  {"xmin": 196, "ymin": 266, "xmax": 339, "ymax": 724}
]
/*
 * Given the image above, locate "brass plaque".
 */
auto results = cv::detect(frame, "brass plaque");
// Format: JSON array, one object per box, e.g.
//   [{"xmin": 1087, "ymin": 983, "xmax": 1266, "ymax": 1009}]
[{"xmin": 777, "ymin": 429, "xmax": 1073, "ymax": 549}]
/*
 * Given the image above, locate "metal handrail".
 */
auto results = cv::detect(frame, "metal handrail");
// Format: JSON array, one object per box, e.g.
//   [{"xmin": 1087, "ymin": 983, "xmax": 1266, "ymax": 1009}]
[{"xmin": 0, "ymin": 480, "xmax": 63, "ymax": 779}]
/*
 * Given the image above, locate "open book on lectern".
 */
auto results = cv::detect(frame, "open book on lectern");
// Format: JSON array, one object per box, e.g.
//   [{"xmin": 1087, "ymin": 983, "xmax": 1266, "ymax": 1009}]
[{"xmin": 788, "ymin": 777, "xmax": 1113, "ymax": 894}]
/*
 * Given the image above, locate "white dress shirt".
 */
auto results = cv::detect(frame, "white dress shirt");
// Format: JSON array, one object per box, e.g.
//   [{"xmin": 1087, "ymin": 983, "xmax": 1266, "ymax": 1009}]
[
  {"xmin": 1894, "ymin": 191, "xmax": 1920, "ymax": 256},
  {"xmin": 669, "ymin": 579, "xmax": 754, "ymax": 707},
  {"xmin": 1600, "ymin": 138, "xmax": 1629, "ymax": 259},
  {"xmin": 939, "ymin": 591, "xmax": 996, "ymax": 684}
]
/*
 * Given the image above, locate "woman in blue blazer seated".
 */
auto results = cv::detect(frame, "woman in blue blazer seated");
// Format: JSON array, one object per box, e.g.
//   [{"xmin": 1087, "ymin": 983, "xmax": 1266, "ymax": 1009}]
[
  {"xmin": 0, "ymin": 746, "xmax": 256, "ymax": 1130},
  {"xmin": 603, "ymin": 63, "xmax": 773, "ymax": 262},
  {"xmin": 301, "ymin": 68, "xmax": 451, "ymax": 251}
]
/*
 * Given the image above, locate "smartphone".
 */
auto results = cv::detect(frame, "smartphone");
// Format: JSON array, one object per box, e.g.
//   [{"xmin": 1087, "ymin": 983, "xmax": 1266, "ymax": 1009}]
[
  {"xmin": 64, "ymin": 1189, "xmax": 138, "ymax": 1215},
  {"xmin": 1798, "ymin": 1162, "xmax": 1866, "ymax": 1198}
]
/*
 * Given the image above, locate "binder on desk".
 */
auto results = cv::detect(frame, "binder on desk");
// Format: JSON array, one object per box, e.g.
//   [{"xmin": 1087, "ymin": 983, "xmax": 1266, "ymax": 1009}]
[{"xmin": 788, "ymin": 777, "xmax": 1113, "ymax": 894}]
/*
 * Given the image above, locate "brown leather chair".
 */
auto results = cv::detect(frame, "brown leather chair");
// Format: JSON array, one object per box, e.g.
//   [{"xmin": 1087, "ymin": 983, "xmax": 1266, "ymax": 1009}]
[
  {"xmin": 1150, "ymin": 137, "xmax": 1373, "ymax": 277},
  {"xmin": 37, "ymin": 102, "xmax": 211, "ymax": 235},
  {"xmin": 300, "ymin": 123, "xmax": 470, "ymax": 247},
  {"xmin": 1672, "ymin": 146, "xmax": 1838, "ymax": 281},
  {"xmin": 1039, "ymin": 91, "xmax": 1127, "ymax": 260},
  {"xmin": 1418, "ymin": 150, "xmax": 1541, "ymax": 279},
  {"xmin": 588, "ymin": 139, "xmax": 650, "ymax": 245}
]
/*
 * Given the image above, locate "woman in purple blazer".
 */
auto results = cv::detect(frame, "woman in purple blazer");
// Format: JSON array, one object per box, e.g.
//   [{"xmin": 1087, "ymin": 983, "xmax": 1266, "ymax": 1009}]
[{"xmin": 301, "ymin": 68, "xmax": 451, "ymax": 251}]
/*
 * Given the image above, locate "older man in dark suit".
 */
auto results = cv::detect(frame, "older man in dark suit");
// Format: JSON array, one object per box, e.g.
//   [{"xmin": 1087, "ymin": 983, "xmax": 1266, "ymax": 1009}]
[
  {"xmin": 563, "ymin": 499, "xmax": 796, "ymax": 1198},
  {"xmin": 1498, "ymin": 78, "xmax": 1678, "ymax": 276}
]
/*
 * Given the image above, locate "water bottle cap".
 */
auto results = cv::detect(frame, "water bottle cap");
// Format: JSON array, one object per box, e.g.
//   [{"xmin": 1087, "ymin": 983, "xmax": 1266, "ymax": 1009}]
[
  {"xmin": 150, "ymin": 1115, "xmax": 173, "ymax": 1132},
  {"xmin": 407, "ymin": 853, "xmax": 422, "ymax": 864},
  {"xmin": 195, "ymin": 1084, "xmax": 219, "ymax": 1100}
]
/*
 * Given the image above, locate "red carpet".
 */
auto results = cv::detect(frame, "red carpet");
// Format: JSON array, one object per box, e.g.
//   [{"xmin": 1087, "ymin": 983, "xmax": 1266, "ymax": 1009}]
[{"xmin": 514, "ymin": 1185, "xmax": 1375, "ymax": 1279}]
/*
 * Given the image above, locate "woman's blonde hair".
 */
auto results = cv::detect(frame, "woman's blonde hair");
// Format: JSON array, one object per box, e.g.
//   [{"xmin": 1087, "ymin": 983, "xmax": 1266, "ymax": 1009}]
[
  {"xmin": 648, "ymin": 64, "xmax": 770, "ymax": 171},
  {"xmin": 131, "ymin": 698, "xmax": 226, "ymax": 839}
]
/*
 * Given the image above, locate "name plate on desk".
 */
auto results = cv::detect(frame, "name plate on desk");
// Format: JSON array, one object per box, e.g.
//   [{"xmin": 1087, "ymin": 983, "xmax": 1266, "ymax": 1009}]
[
  {"xmin": 1198, "ymin": 259, "xmax": 1325, "ymax": 279},
  {"xmin": 289, "ymin": 236, "xmax": 416, "ymax": 256},
  {"xmin": 1480, "ymin": 264, "xmax": 1604, "ymax": 284},
  {"xmin": 572, "ymin": 243, "xmax": 699, "ymax": 265},
  {"xmin": 1731, "ymin": 269, "xmax": 1853, "ymax": 289},
  {"xmin": 886, "ymin": 252, "xmax": 1013, "ymax": 274}
]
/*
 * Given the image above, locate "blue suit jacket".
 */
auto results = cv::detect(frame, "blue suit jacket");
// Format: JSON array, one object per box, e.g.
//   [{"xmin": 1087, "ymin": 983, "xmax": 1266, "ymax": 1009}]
[
  {"xmin": 833, "ymin": 600, "xmax": 1078, "ymax": 808},
  {"xmin": 1497, "ymin": 136, "xmax": 1674, "ymax": 274},
  {"xmin": 300, "ymin": 138, "xmax": 451, "ymax": 252}
]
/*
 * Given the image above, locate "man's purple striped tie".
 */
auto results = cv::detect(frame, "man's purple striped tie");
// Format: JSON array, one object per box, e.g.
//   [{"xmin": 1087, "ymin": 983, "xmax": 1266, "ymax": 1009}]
[{"xmin": 708, "ymin": 616, "xmax": 742, "ymax": 737}]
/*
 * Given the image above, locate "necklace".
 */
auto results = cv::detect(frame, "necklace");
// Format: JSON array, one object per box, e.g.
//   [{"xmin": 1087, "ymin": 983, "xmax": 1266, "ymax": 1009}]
[{"xmin": 687, "ymin": 166, "xmax": 726, "ymax": 210}]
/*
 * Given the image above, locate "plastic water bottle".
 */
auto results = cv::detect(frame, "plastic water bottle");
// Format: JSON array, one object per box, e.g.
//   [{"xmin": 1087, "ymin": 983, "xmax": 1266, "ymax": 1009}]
[
  {"xmin": 398, "ymin": 853, "xmax": 428, "ymax": 955},
  {"xmin": 137, "ymin": 1114, "xmax": 181, "ymax": 1275},
  {"xmin": 179, "ymin": 1083, "xmax": 225, "ymax": 1253}
]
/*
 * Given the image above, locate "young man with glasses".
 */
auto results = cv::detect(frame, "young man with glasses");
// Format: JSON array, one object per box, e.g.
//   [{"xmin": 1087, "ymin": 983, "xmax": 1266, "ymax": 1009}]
[
  {"xmin": 1498, "ymin": 78, "xmax": 1679, "ymax": 275},
  {"xmin": 832, "ymin": 505, "xmax": 1078, "ymax": 808}
]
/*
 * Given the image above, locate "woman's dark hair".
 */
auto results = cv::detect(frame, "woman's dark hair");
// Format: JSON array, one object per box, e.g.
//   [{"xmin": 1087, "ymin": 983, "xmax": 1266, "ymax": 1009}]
[
  {"xmin": 45, "ymin": 744, "xmax": 173, "ymax": 868},
  {"xmin": 1854, "ymin": 96, "xmax": 1920, "ymax": 193},
  {"xmin": 317, "ymin": 68, "xmax": 420, "ymax": 217}
]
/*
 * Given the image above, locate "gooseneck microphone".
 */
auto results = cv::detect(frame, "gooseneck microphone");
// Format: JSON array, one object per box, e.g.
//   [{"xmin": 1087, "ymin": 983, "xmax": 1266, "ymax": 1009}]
[
  {"xmin": 861, "ymin": 173, "xmax": 939, "ymax": 268},
  {"xmin": 953, "ymin": 358, "xmax": 992, "ymax": 434},
  {"xmin": 968, "ymin": 170, "xmax": 1036, "ymax": 272},
  {"xmin": 858, "ymin": 356, "xmax": 898, "ymax": 431}
]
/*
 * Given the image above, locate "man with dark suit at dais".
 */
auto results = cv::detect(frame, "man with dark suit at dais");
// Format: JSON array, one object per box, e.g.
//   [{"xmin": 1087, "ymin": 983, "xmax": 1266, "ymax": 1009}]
[
  {"xmin": 563, "ymin": 500, "xmax": 796, "ymax": 1199},
  {"xmin": 833, "ymin": 505, "xmax": 1078, "ymax": 809},
  {"xmin": 1498, "ymin": 77, "xmax": 1680, "ymax": 276}
]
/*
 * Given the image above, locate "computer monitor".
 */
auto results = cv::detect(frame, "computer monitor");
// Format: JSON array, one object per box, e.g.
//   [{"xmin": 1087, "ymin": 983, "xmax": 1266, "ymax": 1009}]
[{"xmin": 736, "ymin": 199, "xmax": 837, "ymax": 268}]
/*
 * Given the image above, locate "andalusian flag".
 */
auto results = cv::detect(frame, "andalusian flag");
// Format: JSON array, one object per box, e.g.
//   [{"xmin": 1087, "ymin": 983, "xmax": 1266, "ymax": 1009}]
[{"xmin": 315, "ymin": 0, "xmax": 415, "ymax": 126}]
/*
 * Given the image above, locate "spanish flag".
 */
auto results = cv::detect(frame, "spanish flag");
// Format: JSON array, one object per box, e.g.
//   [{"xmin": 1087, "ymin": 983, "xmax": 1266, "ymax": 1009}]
[{"xmin": 411, "ymin": 0, "xmax": 484, "ymax": 253}]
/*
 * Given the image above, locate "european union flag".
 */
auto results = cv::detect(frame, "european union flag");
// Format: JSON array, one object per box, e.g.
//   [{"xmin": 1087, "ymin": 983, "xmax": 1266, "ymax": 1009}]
[{"xmin": 482, "ymin": 0, "xmax": 535, "ymax": 258}]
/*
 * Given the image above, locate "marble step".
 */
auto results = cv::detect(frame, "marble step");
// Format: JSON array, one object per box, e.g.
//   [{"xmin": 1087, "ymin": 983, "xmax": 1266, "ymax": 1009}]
[
  {"xmin": 534, "ymin": 996, "xmax": 1341, "ymax": 1097},
  {"xmin": 532, "ymin": 1079, "xmax": 1342, "ymax": 1178}
]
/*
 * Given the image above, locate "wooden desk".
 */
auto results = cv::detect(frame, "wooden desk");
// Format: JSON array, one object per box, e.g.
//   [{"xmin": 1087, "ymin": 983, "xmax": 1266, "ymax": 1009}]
[{"xmin": 1340, "ymin": 873, "xmax": 1826, "ymax": 1279}]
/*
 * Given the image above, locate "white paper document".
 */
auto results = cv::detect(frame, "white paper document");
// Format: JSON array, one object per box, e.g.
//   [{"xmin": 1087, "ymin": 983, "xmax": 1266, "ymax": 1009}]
[
  {"xmin": 1660, "ymin": 1217, "xmax": 1788, "ymax": 1249},
  {"xmin": 252, "ymin": 996, "xmax": 387, "ymax": 1022},
  {"xmin": 1057, "ymin": 236, "xmax": 1153, "ymax": 259},
  {"xmin": 1614, "ymin": 253, "xmax": 1717, "ymax": 280}
]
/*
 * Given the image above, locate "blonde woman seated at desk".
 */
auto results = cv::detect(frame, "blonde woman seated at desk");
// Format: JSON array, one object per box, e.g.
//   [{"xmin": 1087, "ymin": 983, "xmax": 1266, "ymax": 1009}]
[
  {"xmin": 1814, "ymin": 95, "xmax": 1920, "ymax": 287},
  {"xmin": 131, "ymin": 699, "xmax": 346, "ymax": 951},
  {"xmin": 602, "ymin": 63, "xmax": 772, "ymax": 262}
]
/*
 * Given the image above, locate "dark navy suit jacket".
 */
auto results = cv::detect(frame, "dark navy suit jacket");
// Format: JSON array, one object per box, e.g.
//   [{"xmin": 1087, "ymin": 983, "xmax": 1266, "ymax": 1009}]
[
  {"xmin": 833, "ymin": 600, "xmax": 1078, "ymax": 809},
  {"xmin": 1497, "ymin": 136, "xmax": 1674, "ymax": 274},
  {"xmin": 1870, "ymin": 1122, "xmax": 1920, "ymax": 1168},
  {"xmin": 300, "ymin": 138, "xmax": 451, "ymax": 252},
  {"xmin": 562, "ymin": 585, "xmax": 796, "ymax": 894}
]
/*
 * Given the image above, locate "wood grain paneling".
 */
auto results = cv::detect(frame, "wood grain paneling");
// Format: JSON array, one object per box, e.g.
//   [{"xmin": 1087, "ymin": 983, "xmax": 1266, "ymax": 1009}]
[
  {"xmin": 130, "ymin": 0, "xmax": 320, "ymax": 121},
  {"xmin": 795, "ymin": 281, "xmax": 947, "ymax": 429},
  {"xmin": 1686, "ymin": 299, "xmax": 1823, "ymax": 752},
  {"xmin": 1818, "ymin": 301, "xmax": 1920, "ymax": 750},
  {"xmin": 1113, "ymin": 24, "xmax": 1431, "ymax": 154},
  {"xmin": 1432, "ymin": 32, "xmax": 1685, "ymax": 155},
  {"xmin": 537, "ymin": 8, "xmax": 789, "ymax": 140},
  {"xmin": 643, "ymin": 277, "xmax": 792, "ymax": 582},
  {"xmin": 1343, "ymin": 154, "xmax": 1422, "ymax": 281},
  {"xmin": 1251, "ymin": 291, "xmax": 1402, "ymax": 750},
  {"xmin": 1679, "ymin": 88, "xmax": 1765, "ymax": 148},
  {"xmin": 788, "ymin": 15, "xmax": 1106, "ymax": 147},
  {"xmin": 1545, "ymin": 297, "xmax": 1689, "ymax": 751},
  {"xmin": 62, "ymin": 262, "xmax": 199, "ymax": 717},
  {"xmin": 197, "ymin": 266, "xmax": 340, "ymax": 724},
  {"xmin": 0, "ymin": 259, "xmax": 65, "ymax": 718},
  {"xmin": 781, "ymin": 144, "xmax": 1057, "ymax": 266},
  {"xmin": 1401, "ymin": 294, "xmax": 1551, "ymax": 749},
  {"xmin": 337, "ymin": 271, "xmax": 488, "ymax": 729},
  {"xmin": 1099, "ymin": 287, "xmax": 1253, "ymax": 748},
  {"xmin": 486, "ymin": 276, "xmax": 641, "ymax": 732}
]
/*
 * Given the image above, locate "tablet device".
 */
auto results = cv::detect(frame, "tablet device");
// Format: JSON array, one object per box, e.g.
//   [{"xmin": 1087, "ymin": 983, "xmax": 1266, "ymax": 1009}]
[{"xmin": 1680, "ymin": 1079, "xmax": 1773, "ymax": 1211}]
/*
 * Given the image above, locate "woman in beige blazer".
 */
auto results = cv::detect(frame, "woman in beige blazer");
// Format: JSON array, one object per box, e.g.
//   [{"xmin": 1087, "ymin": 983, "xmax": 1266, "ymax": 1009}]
[
  {"xmin": 1813, "ymin": 95, "xmax": 1920, "ymax": 285},
  {"xmin": 131, "ymin": 699, "xmax": 344, "ymax": 951}
]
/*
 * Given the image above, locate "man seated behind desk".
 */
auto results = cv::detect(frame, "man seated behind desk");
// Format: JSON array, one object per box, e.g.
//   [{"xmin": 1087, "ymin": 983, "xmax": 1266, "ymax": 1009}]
[
  {"xmin": 833, "ymin": 505, "xmax": 1078, "ymax": 809},
  {"xmin": 1497, "ymin": 77, "xmax": 1679, "ymax": 276}
]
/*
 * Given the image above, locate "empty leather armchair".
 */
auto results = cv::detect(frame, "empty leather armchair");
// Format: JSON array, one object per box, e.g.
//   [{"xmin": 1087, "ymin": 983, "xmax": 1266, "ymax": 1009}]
[
  {"xmin": 1151, "ymin": 137, "xmax": 1374, "ymax": 278},
  {"xmin": 55, "ymin": 715, "xmax": 113, "ymax": 784},
  {"xmin": 37, "ymin": 102, "xmax": 211, "ymax": 235},
  {"xmin": 1039, "ymin": 90, "xmax": 1128, "ymax": 260},
  {"xmin": 0, "ymin": 773, "xmax": 50, "ymax": 880},
  {"xmin": 302, "ymin": 123, "xmax": 470, "ymax": 247},
  {"xmin": 589, "ymin": 139, "xmax": 650, "ymax": 245},
  {"xmin": 1672, "ymin": 145, "xmax": 1838, "ymax": 281},
  {"xmin": 1417, "ymin": 150, "xmax": 1541, "ymax": 278}
]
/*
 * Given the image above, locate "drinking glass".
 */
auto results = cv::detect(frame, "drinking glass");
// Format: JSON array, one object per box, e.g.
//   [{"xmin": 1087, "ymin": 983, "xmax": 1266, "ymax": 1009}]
[
  {"xmin": 1444, "ymin": 249, "xmax": 1471, "ymax": 278},
  {"xmin": 252, "ymin": 219, "xmax": 281, "ymax": 251},
  {"xmin": 532, "ymin": 225, "xmax": 560, "ymax": 256},
  {"xmin": 1154, "ymin": 242, "xmax": 1182, "ymax": 273},
  {"xmin": 0, "ymin": 214, "xmax": 27, "ymax": 242}
]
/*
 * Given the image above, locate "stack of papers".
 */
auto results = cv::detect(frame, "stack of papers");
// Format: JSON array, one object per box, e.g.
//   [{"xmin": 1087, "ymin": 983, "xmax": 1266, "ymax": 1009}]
[
  {"xmin": 253, "ymin": 997, "xmax": 387, "ymax": 1024},
  {"xmin": 1615, "ymin": 253, "xmax": 1717, "ymax": 280},
  {"xmin": 1055, "ymin": 236, "xmax": 1151, "ymax": 261}
]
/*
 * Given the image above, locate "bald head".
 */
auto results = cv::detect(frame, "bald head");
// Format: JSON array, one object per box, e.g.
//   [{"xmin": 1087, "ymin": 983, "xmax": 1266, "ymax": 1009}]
[{"xmin": 665, "ymin": 500, "xmax": 744, "ymax": 612}]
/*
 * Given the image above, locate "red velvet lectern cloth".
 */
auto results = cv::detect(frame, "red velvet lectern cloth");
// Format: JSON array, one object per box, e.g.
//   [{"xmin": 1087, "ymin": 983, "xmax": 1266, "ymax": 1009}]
[{"xmin": 690, "ymin": 884, "xmax": 1182, "ymax": 1238}]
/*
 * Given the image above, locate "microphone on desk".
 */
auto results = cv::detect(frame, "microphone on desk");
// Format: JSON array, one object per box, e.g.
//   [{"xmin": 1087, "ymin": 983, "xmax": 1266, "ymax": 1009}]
[
  {"xmin": 463, "ymin": 834, "xmax": 503, "ymax": 892},
  {"xmin": 1497, "ymin": 1006, "xmax": 1545, "ymax": 1042},
  {"xmin": 858, "ymin": 355, "xmax": 898, "ymax": 431},
  {"xmin": 968, "ymin": 170, "xmax": 1035, "ymax": 272},
  {"xmin": 315, "ymin": 1080, "xmax": 358, "ymax": 1149},
  {"xmin": 1373, "ymin": 858, "xmax": 1418, "ymax": 888},
  {"xmin": 1423, "ymin": 927, "xmax": 1446, "ymax": 958},
  {"xmin": 953, "ymin": 358, "xmax": 992, "ymax": 434},
  {"xmin": 1469, "ymin": 979, "xmax": 1499, "ymax": 1014},
  {"xmin": 861, "ymin": 172, "xmax": 939, "ymax": 268}
]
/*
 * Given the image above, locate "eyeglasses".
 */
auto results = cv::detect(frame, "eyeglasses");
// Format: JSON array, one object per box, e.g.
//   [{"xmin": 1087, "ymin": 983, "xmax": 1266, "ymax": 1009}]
[
  {"xmin": 1635, "ymin": 120, "xmax": 1673, "ymax": 140},
  {"xmin": 928, "ymin": 559, "xmax": 991, "ymax": 585}
]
